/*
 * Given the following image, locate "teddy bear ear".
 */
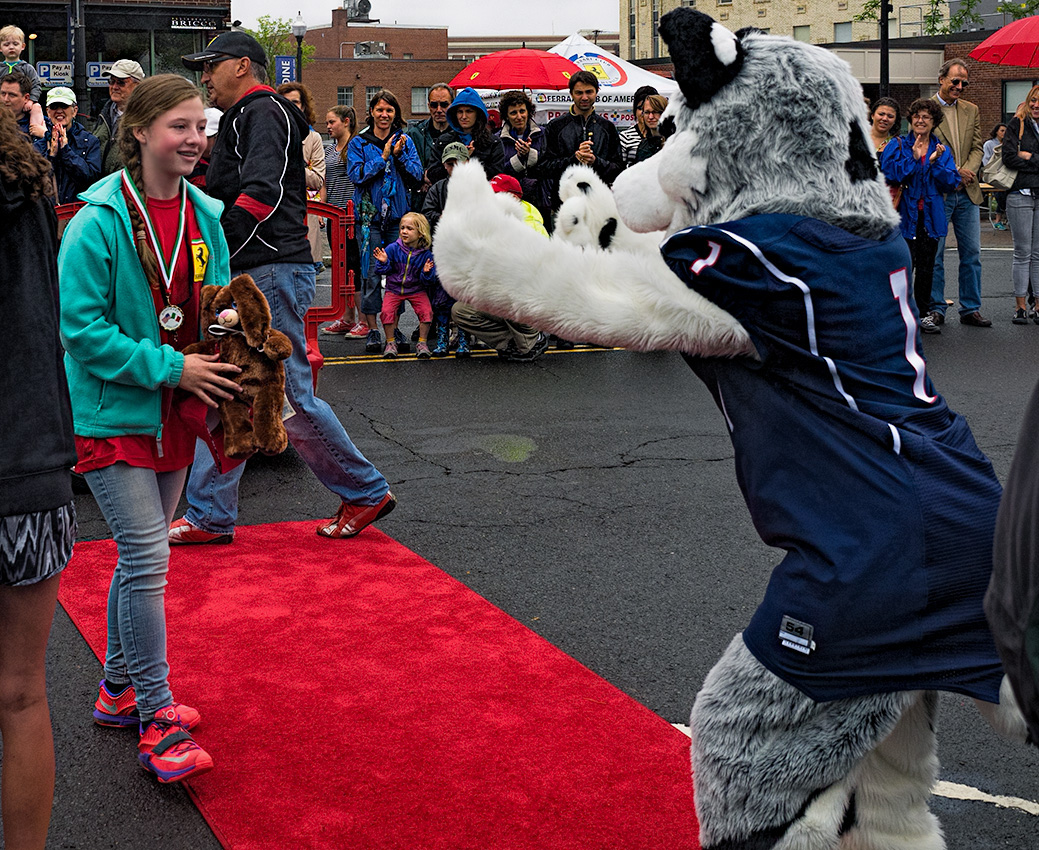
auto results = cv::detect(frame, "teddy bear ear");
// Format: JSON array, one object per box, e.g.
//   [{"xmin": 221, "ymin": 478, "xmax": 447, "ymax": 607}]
[{"xmin": 659, "ymin": 8, "xmax": 744, "ymax": 110}]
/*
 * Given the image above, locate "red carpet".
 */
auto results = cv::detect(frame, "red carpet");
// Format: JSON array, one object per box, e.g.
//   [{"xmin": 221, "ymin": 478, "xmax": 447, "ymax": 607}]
[{"xmin": 58, "ymin": 521, "xmax": 700, "ymax": 849}]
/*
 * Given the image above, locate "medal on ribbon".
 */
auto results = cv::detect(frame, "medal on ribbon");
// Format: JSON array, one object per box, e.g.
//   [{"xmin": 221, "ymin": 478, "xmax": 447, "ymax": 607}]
[{"xmin": 121, "ymin": 171, "xmax": 189, "ymax": 332}]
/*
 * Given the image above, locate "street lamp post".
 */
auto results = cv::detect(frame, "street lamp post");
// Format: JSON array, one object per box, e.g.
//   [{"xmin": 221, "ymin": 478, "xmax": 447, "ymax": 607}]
[{"xmin": 291, "ymin": 12, "xmax": 306, "ymax": 83}]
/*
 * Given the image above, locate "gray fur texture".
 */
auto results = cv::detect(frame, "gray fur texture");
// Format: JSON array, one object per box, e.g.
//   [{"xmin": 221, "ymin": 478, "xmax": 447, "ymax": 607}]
[{"xmin": 691, "ymin": 636, "xmax": 942, "ymax": 850}]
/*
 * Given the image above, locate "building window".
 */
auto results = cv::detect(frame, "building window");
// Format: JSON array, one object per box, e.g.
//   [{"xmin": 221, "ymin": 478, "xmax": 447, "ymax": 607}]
[
  {"xmin": 796, "ymin": 3, "xmax": 807, "ymax": 11},
  {"xmin": 403, "ymin": 52, "xmax": 413, "ymax": 59},
  {"xmin": 365, "ymin": 86, "xmax": 382, "ymax": 106},
  {"xmin": 337, "ymin": 87, "xmax": 354, "ymax": 107},
  {"xmin": 793, "ymin": 24, "xmax": 810, "ymax": 42},
  {"xmin": 833, "ymin": 21, "xmax": 852, "ymax": 42},
  {"xmin": 412, "ymin": 87, "xmax": 430, "ymax": 114},
  {"xmin": 718, "ymin": 0, "xmax": 732, "ymax": 6},
  {"xmin": 1005, "ymin": 80, "xmax": 1038, "ymax": 122}
]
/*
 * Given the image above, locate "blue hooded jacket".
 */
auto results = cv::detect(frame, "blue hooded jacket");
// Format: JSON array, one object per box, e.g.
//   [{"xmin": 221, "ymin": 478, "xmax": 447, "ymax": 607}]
[{"xmin": 429, "ymin": 88, "xmax": 505, "ymax": 181}]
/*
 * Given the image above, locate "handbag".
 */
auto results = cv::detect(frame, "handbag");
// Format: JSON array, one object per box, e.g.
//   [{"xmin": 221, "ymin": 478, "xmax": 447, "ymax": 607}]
[{"xmin": 982, "ymin": 121, "xmax": 1025, "ymax": 191}]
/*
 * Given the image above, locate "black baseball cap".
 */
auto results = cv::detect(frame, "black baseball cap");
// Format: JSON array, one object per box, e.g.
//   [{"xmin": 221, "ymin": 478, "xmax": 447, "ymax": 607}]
[{"xmin": 182, "ymin": 31, "xmax": 267, "ymax": 71}]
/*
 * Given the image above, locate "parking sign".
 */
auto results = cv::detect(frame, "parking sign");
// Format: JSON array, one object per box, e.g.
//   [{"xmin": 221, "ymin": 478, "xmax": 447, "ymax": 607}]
[
  {"xmin": 36, "ymin": 61, "xmax": 73, "ymax": 85},
  {"xmin": 87, "ymin": 62, "xmax": 114, "ymax": 88}
]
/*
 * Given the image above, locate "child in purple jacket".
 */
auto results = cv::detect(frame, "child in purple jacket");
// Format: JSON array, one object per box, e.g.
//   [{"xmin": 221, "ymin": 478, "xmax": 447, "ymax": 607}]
[{"xmin": 374, "ymin": 211, "xmax": 436, "ymax": 358}]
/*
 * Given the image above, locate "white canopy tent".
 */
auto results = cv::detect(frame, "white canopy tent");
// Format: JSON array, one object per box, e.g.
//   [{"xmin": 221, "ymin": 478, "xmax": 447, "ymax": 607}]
[{"xmin": 480, "ymin": 34, "xmax": 680, "ymax": 129}]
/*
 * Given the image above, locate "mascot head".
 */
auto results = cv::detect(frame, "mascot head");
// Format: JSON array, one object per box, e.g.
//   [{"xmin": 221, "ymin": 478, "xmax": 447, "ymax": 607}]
[{"xmin": 614, "ymin": 8, "xmax": 899, "ymax": 241}]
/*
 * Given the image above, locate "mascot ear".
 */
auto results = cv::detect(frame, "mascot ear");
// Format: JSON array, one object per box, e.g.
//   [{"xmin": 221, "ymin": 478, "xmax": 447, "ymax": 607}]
[{"xmin": 659, "ymin": 8, "xmax": 744, "ymax": 110}]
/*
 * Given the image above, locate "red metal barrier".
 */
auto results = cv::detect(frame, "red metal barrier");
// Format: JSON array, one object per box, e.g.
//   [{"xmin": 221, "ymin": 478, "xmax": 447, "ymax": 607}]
[
  {"xmin": 53, "ymin": 198, "xmax": 356, "ymax": 391},
  {"xmin": 305, "ymin": 199, "xmax": 356, "ymax": 390}
]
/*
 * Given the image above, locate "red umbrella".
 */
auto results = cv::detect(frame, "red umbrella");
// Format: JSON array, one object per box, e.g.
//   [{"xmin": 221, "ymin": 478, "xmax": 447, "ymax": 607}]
[
  {"xmin": 969, "ymin": 16, "xmax": 1039, "ymax": 67},
  {"xmin": 449, "ymin": 48, "xmax": 583, "ymax": 91}
]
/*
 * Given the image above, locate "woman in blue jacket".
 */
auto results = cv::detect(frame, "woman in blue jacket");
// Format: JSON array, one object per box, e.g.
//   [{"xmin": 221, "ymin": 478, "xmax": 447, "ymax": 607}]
[
  {"xmin": 59, "ymin": 75, "xmax": 241, "ymax": 784},
  {"xmin": 347, "ymin": 89, "xmax": 424, "ymax": 353},
  {"xmin": 879, "ymin": 98, "xmax": 960, "ymax": 325}
]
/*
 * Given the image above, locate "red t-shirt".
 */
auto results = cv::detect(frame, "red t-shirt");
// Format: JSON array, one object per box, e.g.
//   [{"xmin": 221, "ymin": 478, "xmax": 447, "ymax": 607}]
[{"xmin": 76, "ymin": 193, "xmax": 207, "ymax": 474}]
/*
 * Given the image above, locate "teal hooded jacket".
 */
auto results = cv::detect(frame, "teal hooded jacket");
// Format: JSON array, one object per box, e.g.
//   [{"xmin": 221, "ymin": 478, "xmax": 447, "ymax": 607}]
[{"xmin": 59, "ymin": 171, "xmax": 229, "ymax": 439}]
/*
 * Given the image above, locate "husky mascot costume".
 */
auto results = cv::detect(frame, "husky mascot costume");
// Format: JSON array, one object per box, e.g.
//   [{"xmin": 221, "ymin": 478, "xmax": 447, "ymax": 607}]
[{"xmin": 434, "ymin": 8, "xmax": 1031, "ymax": 850}]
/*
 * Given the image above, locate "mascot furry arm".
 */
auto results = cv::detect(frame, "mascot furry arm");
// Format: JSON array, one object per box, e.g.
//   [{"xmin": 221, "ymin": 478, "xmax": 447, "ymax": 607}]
[{"xmin": 432, "ymin": 163, "xmax": 755, "ymax": 359}]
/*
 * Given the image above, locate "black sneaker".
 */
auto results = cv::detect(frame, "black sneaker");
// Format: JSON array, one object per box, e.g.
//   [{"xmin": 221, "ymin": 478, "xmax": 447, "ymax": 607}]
[
  {"xmin": 364, "ymin": 329, "xmax": 383, "ymax": 353},
  {"xmin": 394, "ymin": 328, "xmax": 411, "ymax": 354},
  {"xmin": 1013, "ymin": 307, "xmax": 1029, "ymax": 325},
  {"xmin": 919, "ymin": 313, "xmax": 941, "ymax": 334},
  {"xmin": 506, "ymin": 332, "xmax": 550, "ymax": 362}
]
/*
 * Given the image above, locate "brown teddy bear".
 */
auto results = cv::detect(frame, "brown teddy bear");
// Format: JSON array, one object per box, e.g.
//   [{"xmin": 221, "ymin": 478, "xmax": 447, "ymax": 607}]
[{"xmin": 184, "ymin": 274, "xmax": 293, "ymax": 459}]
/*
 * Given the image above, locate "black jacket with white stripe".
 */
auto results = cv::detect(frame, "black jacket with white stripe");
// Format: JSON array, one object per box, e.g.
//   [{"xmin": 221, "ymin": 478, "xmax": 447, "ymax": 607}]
[{"xmin": 207, "ymin": 86, "xmax": 312, "ymax": 270}]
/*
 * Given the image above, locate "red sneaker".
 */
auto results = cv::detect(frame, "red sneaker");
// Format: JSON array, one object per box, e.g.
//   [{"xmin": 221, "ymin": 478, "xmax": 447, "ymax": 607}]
[
  {"xmin": 168, "ymin": 518, "xmax": 233, "ymax": 546},
  {"xmin": 321, "ymin": 318, "xmax": 354, "ymax": 335},
  {"xmin": 94, "ymin": 680, "xmax": 202, "ymax": 730},
  {"xmin": 316, "ymin": 491, "xmax": 397, "ymax": 538},
  {"xmin": 138, "ymin": 707, "xmax": 213, "ymax": 784}
]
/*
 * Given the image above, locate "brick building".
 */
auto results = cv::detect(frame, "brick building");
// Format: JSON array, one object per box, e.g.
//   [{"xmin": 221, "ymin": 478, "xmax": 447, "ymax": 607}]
[{"xmin": 302, "ymin": 10, "xmax": 465, "ymax": 122}]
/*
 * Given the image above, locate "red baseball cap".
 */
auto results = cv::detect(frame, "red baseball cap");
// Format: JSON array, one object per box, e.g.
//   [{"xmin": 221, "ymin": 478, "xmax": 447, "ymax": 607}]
[{"xmin": 490, "ymin": 174, "xmax": 522, "ymax": 197}]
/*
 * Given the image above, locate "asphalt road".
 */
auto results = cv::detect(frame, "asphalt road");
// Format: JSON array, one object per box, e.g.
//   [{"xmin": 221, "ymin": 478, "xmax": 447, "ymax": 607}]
[{"xmin": 22, "ymin": 245, "xmax": 1039, "ymax": 848}]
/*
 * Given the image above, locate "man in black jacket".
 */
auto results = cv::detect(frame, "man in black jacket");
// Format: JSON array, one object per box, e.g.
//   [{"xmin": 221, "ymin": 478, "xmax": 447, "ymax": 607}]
[
  {"xmin": 171, "ymin": 31, "xmax": 396, "ymax": 545},
  {"xmin": 540, "ymin": 70, "xmax": 623, "ymax": 211}
]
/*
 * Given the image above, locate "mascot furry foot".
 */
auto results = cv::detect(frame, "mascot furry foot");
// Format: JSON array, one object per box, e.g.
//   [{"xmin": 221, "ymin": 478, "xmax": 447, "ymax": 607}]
[{"xmin": 435, "ymin": 8, "xmax": 1030, "ymax": 850}]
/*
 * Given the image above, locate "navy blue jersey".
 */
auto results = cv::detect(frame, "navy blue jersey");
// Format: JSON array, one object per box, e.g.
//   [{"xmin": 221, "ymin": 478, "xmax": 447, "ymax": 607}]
[{"xmin": 661, "ymin": 214, "xmax": 1004, "ymax": 702}]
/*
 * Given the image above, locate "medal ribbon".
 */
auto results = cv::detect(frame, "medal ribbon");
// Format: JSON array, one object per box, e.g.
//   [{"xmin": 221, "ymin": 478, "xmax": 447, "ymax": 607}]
[{"xmin": 121, "ymin": 170, "xmax": 187, "ymax": 295}]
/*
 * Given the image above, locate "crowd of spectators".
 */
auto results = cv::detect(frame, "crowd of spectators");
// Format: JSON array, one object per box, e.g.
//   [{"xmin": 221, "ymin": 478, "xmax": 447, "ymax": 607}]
[{"xmin": 1, "ymin": 30, "xmax": 674, "ymax": 363}]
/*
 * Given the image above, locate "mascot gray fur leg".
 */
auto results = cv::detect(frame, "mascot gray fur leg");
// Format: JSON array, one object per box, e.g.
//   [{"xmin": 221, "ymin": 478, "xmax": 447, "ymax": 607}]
[{"xmin": 691, "ymin": 636, "xmax": 944, "ymax": 850}]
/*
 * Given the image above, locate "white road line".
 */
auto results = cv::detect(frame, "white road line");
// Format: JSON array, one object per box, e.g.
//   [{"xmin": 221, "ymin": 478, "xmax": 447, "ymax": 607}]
[
  {"xmin": 670, "ymin": 724, "xmax": 1038, "ymax": 816},
  {"xmin": 932, "ymin": 781, "xmax": 1039, "ymax": 816}
]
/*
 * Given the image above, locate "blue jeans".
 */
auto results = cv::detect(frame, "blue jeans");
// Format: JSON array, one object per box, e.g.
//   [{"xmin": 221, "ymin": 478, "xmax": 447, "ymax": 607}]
[
  {"xmin": 85, "ymin": 463, "xmax": 188, "ymax": 720},
  {"xmin": 1006, "ymin": 190, "xmax": 1039, "ymax": 299},
  {"xmin": 183, "ymin": 262, "xmax": 389, "ymax": 534},
  {"xmin": 929, "ymin": 190, "xmax": 982, "ymax": 316},
  {"xmin": 360, "ymin": 219, "xmax": 399, "ymax": 316}
]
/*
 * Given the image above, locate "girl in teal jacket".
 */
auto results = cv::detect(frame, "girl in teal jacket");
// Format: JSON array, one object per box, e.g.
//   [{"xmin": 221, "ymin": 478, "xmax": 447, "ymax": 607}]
[{"xmin": 58, "ymin": 74, "xmax": 241, "ymax": 785}]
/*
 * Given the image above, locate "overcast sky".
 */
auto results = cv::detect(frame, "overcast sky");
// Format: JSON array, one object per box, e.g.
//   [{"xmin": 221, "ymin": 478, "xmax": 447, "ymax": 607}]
[{"xmin": 236, "ymin": 0, "xmax": 619, "ymax": 38}]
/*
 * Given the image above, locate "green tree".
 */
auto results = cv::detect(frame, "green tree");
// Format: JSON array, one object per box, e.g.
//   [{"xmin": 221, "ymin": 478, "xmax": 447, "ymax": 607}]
[
  {"xmin": 244, "ymin": 15, "xmax": 316, "ymax": 86},
  {"xmin": 948, "ymin": 0, "xmax": 984, "ymax": 31},
  {"xmin": 855, "ymin": 0, "xmax": 951, "ymax": 35},
  {"xmin": 994, "ymin": 1, "xmax": 1039, "ymax": 20}
]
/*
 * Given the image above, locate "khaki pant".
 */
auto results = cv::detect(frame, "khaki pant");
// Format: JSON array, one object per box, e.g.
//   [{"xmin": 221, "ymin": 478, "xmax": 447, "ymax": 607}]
[{"xmin": 451, "ymin": 302, "xmax": 540, "ymax": 353}]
